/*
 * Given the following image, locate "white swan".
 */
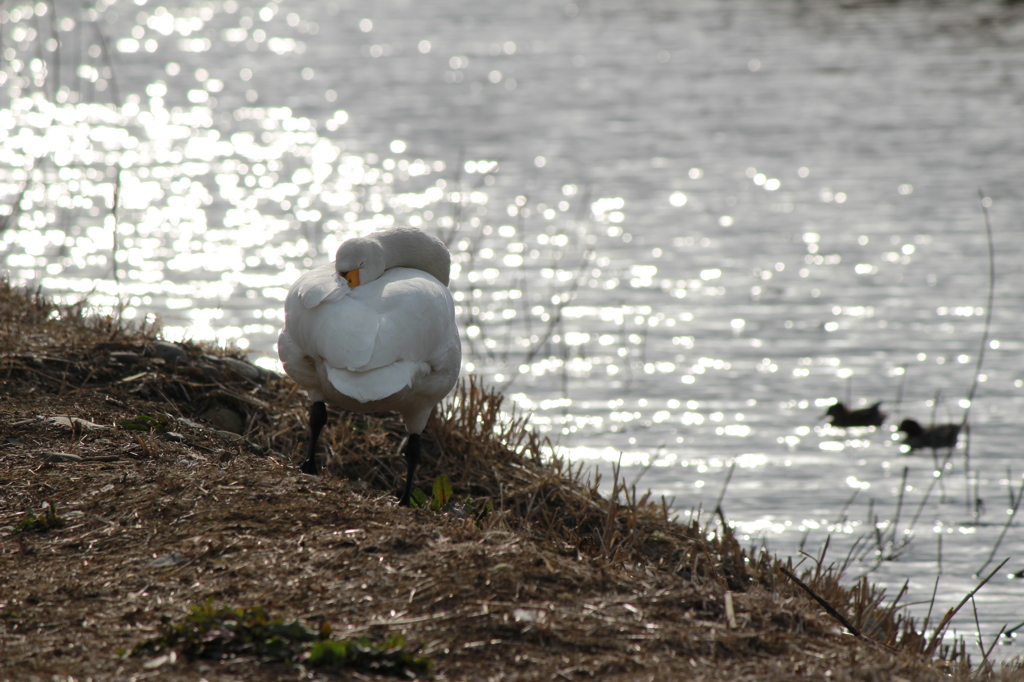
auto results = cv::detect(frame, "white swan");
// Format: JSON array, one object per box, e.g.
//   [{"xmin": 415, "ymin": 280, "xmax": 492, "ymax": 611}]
[{"xmin": 278, "ymin": 227, "xmax": 461, "ymax": 505}]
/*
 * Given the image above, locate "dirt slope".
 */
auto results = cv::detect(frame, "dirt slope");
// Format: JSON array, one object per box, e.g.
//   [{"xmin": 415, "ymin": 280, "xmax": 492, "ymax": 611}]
[{"xmin": 1, "ymin": 281, "xmax": 1018, "ymax": 681}]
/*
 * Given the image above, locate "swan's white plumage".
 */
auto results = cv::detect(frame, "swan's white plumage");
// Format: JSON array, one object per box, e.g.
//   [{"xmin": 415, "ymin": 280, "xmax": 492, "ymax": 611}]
[{"xmin": 278, "ymin": 229, "xmax": 460, "ymax": 436}]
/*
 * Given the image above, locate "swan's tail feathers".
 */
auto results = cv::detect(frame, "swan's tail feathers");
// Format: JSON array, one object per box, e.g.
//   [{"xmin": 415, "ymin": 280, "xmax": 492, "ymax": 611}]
[
  {"xmin": 296, "ymin": 267, "xmax": 349, "ymax": 308},
  {"xmin": 326, "ymin": 361, "xmax": 430, "ymax": 404}
]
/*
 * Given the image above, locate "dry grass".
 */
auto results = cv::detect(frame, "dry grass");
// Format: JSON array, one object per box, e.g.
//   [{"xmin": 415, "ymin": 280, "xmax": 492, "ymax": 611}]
[{"xmin": 1, "ymin": 279, "xmax": 1022, "ymax": 681}]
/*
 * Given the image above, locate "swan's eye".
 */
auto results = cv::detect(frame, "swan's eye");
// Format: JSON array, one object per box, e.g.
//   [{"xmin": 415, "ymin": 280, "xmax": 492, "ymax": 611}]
[{"xmin": 340, "ymin": 269, "xmax": 361, "ymax": 288}]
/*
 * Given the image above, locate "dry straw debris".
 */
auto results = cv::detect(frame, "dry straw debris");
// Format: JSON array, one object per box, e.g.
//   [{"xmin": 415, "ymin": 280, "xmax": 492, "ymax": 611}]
[{"xmin": 1, "ymin": 279, "xmax": 1021, "ymax": 681}]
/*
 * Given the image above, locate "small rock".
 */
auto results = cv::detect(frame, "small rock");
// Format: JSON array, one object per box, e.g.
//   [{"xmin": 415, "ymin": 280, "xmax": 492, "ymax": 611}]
[
  {"xmin": 152, "ymin": 341, "xmax": 189, "ymax": 365},
  {"xmin": 513, "ymin": 608, "xmax": 545, "ymax": 624},
  {"xmin": 199, "ymin": 364, "xmax": 224, "ymax": 382},
  {"xmin": 201, "ymin": 406, "xmax": 245, "ymax": 435},
  {"xmin": 147, "ymin": 552, "xmax": 188, "ymax": 568},
  {"xmin": 142, "ymin": 651, "xmax": 177, "ymax": 668},
  {"xmin": 222, "ymin": 357, "xmax": 261, "ymax": 382},
  {"xmin": 41, "ymin": 452, "xmax": 83, "ymax": 462},
  {"xmin": 257, "ymin": 367, "xmax": 281, "ymax": 382}
]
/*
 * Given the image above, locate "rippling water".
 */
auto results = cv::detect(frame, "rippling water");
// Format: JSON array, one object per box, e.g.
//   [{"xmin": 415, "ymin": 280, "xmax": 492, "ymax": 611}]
[{"xmin": 3, "ymin": 0, "xmax": 1024, "ymax": 659}]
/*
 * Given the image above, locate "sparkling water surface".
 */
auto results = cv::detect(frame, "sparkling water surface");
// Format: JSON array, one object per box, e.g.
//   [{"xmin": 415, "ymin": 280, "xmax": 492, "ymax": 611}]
[{"xmin": 3, "ymin": 0, "xmax": 1024, "ymax": 659}]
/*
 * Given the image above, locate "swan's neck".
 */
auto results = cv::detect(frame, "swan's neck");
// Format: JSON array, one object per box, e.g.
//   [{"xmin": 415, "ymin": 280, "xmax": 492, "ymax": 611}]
[{"xmin": 379, "ymin": 228, "xmax": 451, "ymax": 286}]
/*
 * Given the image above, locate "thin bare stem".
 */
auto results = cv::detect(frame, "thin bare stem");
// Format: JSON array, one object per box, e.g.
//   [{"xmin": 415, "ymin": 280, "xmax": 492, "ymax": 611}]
[
  {"xmin": 925, "ymin": 557, "xmax": 1010, "ymax": 656},
  {"xmin": 834, "ymin": 488, "xmax": 859, "ymax": 525},
  {"xmin": 970, "ymin": 594, "xmax": 989, "ymax": 667},
  {"xmin": 499, "ymin": 248, "xmax": 593, "ymax": 392},
  {"xmin": 962, "ymin": 190, "xmax": 996, "ymax": 515},
  {"xmin": 884, "ymin": 466, "xmax": 909, "ymax": 554},
  {"xmin": 779, "ymin": 566, "xmax": 861, "ymax": 638},
  {"xmin": 110, "ymin": 167, "xmax": 122, "ymax": 284},
  {"xmin": 975, "ymin": 474, "xmax": 1023, "ymax": 577},
  {"xmin": 963, "ymin": 189, "xmax": 996, "ymax": 429},
  {"xmin": 894, "ymin": 365, "xmax": 906, "ymax": 424},
  {"xmin": 922, "ymin": 573, "xmax": 940, "ymax": 635},
  {"xmin": 46, "ymin": 0, "xmax": 60, "ymax": 95},
  {"xmin": 85, "ymin": 0, "xmax": 121, "ymax": 107},
  {"xmin": 713, "ymin": 462, "xmax": 736, "ymax": 519}
]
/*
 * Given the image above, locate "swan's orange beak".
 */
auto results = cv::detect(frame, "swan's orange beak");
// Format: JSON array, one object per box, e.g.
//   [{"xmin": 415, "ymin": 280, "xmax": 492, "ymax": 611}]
[{"xmin": 340, "ymin": 269, "xmax": 360, "ymax": 288}]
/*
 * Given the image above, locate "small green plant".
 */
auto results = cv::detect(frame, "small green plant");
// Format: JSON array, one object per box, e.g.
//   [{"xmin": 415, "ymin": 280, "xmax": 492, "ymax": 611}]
[
  {"xmin": 410, "ymin": 474, "xmax": 454, "ymax": 511},
  {"xmin": 14, "ymin": 502, "xmax": 65, "ymax": 533},
  {"xmin": 306, "ymin": 635, "xmax": 432, "ymax": 678},
  {"xmin": 132, "ymin": 600, "xmax": 320, "ymax": 662},
  {"xmin": 118, "ymin": 414, "xmax": 169, "ymax": 432},
  {"xmin": 410, "ymin": 475, "xmax": 492, "ymax": 521},
  {"xmin": 131, "ymin": 601, "xmax": 432, "ymax": 678}
]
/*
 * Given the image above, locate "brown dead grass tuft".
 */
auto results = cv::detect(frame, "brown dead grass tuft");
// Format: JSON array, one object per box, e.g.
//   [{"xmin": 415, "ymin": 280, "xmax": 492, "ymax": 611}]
[{"xmin": 2, "ymin": 278, "xmax": 1022, "ymax": 681}]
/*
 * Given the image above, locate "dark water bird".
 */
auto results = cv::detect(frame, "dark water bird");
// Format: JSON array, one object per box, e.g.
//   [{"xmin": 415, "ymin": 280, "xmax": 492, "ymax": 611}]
[
  {"xmin": 278, "ymin": 227, "xmax": 461, "ymax": 505},
  {"xmin": 897, "ymin": 418, "xmax": 961, "ymax": 451},
  {"xmin": 822, "ymin": 401, "xmax": 886, "ymax": 428}
]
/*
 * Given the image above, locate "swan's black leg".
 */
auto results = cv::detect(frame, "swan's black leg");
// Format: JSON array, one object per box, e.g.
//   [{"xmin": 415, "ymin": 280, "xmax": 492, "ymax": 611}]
[
  {"xmin": 300, "ymin": 401, "xmax": 327, "ymax": 474},
  {"xmin": 398, "ymin": 433, "xmax": 422, "ymax": 506}
]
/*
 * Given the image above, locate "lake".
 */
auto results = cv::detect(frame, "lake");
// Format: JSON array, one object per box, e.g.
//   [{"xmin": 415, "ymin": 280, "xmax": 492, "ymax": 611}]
[{"xmin": 2, "ymin": 0, "xmax": 1023, "ymax": 660}]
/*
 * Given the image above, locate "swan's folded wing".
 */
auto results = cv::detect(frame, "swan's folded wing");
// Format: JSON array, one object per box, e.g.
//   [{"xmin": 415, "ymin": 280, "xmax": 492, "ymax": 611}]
[
  {"xmin": 314, "ymin": 296, "xmax": 379, "ymax": 370},
  {"xmin": 294, "ymin": 265, "xmax": 348, "ymax": 308},
  {"xmin": 369, "ymin": 274, "xmax": 458, "ymax": 367},
  {"xmin": 285, "ymin": 266, "xmax": 377, "ymax": 369}
]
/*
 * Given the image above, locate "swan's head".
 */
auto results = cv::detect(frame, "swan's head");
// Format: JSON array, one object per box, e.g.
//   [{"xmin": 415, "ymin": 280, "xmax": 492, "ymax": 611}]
[{"xmin": 335, "ymin": 236, "xmax": 385, "ymax": 288}]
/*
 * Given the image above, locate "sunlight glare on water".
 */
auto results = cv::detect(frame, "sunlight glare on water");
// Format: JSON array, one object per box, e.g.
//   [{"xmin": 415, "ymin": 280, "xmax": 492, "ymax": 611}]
[{"xmin": 3, "ymin": 0, "xmax": 1024, "ymax": 659}]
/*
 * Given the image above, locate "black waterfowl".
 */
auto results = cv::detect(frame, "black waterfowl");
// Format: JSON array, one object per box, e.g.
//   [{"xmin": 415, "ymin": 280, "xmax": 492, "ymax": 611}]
[
  {"xmin": 897, "ymin": 418, "xmax": 961, "ymax": 451},
  {"xmin": 822, "ymin": 401, "xmax": 886, "ymax": 428}
]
